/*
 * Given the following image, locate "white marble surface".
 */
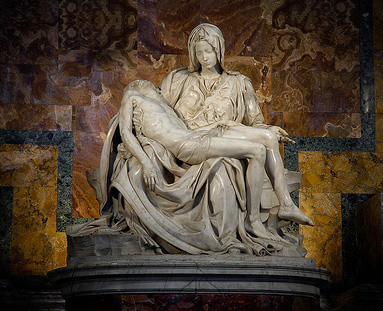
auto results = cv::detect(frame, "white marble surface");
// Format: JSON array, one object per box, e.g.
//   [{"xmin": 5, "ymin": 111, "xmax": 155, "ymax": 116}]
[{"xmin": 68, "ymin": 23, "xmax": 313, "ymax": 257}]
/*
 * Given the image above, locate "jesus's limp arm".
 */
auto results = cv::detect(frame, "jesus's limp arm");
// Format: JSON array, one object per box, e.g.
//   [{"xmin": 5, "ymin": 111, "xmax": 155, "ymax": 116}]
[{"xmin": 119, "ymin": 90, "xmax": 159, "ymax": 191}]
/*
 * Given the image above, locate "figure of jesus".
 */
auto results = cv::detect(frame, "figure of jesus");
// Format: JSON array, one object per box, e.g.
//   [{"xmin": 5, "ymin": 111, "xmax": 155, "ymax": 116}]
[{"xmin": 119, "ymin": 80, "xmax": 313, "ymax": 242}]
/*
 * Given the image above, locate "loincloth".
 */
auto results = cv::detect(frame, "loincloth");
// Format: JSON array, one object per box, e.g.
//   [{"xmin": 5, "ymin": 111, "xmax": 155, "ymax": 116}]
[{"xmin": 174, "ymin": 124, "xmax": 227, "ymax": 165}]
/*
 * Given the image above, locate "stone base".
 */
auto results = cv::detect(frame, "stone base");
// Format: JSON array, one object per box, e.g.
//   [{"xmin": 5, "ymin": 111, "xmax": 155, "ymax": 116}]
[
  {"xmin": 49, "ymin": 254, "xmax": 331, "ymax": 310},
  {"xmin": 66, "ymin": 233, "xmax": 156, "ymax": 257},
  {"xmin": 0, "ymin": 276, "xmax": 65, "ymax": 311}
]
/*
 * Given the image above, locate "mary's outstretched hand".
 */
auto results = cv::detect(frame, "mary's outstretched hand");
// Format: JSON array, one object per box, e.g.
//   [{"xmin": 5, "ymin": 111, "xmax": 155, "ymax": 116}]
[{"xmin": 268, "ymin": 126, "xmax": 296, "ymax": 144}]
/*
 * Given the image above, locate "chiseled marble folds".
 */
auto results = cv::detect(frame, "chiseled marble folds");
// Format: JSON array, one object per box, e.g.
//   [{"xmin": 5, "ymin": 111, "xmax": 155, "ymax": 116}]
[
  {"xmin": 0, "ymin": 0, "xmax": 381, "ymax": 280},
  {"xmin": 73, "ymin": 71, "xmax": 139, "ymax": 217}
]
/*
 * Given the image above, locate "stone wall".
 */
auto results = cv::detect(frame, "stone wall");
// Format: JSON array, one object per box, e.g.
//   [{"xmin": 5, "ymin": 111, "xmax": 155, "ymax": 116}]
[{"xmin": 0, "ymin": 0, "xmax": 382, "ymax": 289}]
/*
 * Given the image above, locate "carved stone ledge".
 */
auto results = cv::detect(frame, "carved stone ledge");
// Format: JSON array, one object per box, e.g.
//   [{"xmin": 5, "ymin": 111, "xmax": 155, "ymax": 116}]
[{"xmin": 48, "ymin": 255, "xmax": 331, "ymax": 299}]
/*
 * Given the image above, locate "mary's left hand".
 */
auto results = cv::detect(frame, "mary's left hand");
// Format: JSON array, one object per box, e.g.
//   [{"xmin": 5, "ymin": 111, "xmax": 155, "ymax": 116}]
[{"xmin": 268, "ymin": 126, "xmax": 296, "ymax": 144}]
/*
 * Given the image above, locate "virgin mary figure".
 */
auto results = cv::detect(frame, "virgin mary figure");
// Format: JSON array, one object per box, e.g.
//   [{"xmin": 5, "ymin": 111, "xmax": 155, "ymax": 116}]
[{"xmin": 69, "ymin": 23, "xmax": 311, "ymax": 257}]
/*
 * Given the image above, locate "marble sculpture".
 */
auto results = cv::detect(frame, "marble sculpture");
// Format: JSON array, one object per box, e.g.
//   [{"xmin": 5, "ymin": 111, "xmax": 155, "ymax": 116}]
[{"xmin": 68, "ymin": 23, "xmax": 314, "ymax": 257}]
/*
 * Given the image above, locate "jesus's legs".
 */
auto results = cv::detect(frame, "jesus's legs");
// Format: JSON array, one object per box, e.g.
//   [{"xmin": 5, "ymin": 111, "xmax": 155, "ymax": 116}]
[
  {"xmin": 222, "ymin": 126, "xmax": 314, "ymax": 226},
  {"xmin": 207, "ymin": 137, "xmax": 280, "ymax": 240}
]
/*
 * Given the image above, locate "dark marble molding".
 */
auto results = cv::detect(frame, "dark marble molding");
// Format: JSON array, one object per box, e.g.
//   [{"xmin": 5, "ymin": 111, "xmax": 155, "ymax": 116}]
[
  {"xmin": 0, "ymin": 129, "xmax": 73, "ymax": 232},
  {"xmin": 283, "ymin": 1, "xmax": 377, "ymax": 291},
  {"xmin": 49, "ymin": 255, "xmax": 331, "ymax": 298},
  {"xmin": 284, "ymin": 0, "xmax": 375, "ymax": 171}
]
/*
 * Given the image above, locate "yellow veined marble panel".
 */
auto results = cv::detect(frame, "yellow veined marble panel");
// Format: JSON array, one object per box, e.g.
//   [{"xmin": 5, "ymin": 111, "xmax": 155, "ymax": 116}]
[
  {"xmin": 299, "ymin": 192, "xmax": 342, "ymax": 280},
  {"xmin": 0, "ymin": 144, "xmax": 67, "ymax": 275},
  {"xmin": 299, "ymin": 151, "xmax": 383, "ymax": 194},
  {"xmin": 0, "ymin": 144, "xmax": 58, "ymax": 187}
]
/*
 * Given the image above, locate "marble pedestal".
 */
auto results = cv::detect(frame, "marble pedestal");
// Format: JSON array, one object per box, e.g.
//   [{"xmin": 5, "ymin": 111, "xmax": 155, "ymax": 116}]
[{"xmin": 49, "ymin": 253, "xmax": 331, "ymax": 310}]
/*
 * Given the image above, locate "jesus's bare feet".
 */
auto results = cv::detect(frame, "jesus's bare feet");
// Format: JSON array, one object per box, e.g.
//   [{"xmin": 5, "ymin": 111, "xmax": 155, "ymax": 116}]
[
  {"xmin": 278, "ymin": 203, "xmax": 314, "ymax": 226},
  {"xmin": 248, "ymin": 219, "xmax": 283, "ymax": 241},
  {"xmin": 267, "ymin": 228, "xmax": 286, "ymax": 242}
]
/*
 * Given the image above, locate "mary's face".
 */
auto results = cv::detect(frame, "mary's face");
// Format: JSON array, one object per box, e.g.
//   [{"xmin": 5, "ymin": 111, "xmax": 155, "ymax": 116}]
[{"xmin": 195, "ymin": 40, "xmax": 218, "ymax": 70}]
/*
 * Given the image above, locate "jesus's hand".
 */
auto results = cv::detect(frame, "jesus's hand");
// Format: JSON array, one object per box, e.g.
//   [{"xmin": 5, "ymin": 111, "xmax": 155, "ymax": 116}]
[{"xmin": 141, "ymin": 161, "xmax": 159, "ymax": 191}]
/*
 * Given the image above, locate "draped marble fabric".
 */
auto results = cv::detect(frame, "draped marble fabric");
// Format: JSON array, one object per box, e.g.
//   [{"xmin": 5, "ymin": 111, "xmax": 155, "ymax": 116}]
[
  {"xmin": 94, "ymin": 112, "xmax": 279, "ymax": 255},
  {"xmin": 68, "ymin": 68, "xmax": 305, "ymax": 257},
  {"xmin": 68, "ymin": 23, "xmax": 308, "ymax": 257},
  {"xmin": 161, "ymin": 68, "xmax": 265, "ymax": 130}
]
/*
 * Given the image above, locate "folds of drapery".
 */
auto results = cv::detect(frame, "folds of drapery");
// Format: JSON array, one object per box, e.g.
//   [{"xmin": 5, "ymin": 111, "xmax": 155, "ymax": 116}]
[{"xmin": 68, "ymin": 113, "xmax": 286, "ymax": 255}]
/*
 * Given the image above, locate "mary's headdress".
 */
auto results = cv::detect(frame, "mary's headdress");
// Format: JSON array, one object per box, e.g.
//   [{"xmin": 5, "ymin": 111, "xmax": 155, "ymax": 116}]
[{"xmin": 187, "ymin": 23, "xmax": 226, "ymax": 72}]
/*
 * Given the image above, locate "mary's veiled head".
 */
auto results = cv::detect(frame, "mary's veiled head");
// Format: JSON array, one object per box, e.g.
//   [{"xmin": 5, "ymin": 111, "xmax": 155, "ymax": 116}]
[{"xmin": 187, "ymin": 23, "xmax": 225, "ymax": 72}]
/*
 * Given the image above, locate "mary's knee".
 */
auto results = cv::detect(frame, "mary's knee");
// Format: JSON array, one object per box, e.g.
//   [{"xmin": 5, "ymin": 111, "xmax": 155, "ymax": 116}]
[
  {"xmin": 249, "ymin": 143, "xmax": 266, "ymax": 162},
  {"xmin": 262, "ymin": 130, "xmax": 279, "ymax": 148}
]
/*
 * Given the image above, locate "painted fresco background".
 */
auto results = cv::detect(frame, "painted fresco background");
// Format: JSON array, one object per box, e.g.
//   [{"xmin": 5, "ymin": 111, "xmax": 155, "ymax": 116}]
[{"xmin": 0, "ymin": 0, "xmax": 382, "ymax": 297}]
